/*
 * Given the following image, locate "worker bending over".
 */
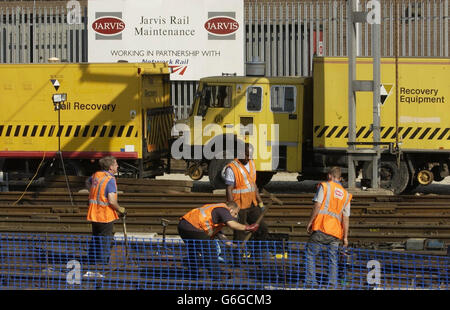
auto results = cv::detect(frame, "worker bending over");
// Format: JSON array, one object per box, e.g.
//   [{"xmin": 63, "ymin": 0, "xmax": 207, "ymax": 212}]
[{"xmin": 178, "ymin": 201, "xmax": 259, "ymax": 280}]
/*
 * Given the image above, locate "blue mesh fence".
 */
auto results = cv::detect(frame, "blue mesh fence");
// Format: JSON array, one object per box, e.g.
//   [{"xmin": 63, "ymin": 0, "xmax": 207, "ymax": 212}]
[{"xmin": 0, "ymin": 233, "xmax": 448, "ymax": 290}]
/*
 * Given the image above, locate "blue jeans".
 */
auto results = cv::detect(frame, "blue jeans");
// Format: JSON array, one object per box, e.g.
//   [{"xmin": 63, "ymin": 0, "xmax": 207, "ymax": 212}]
[{"xmin": 305, "ymin": 230, "xmax": 341, "ymax": 288}]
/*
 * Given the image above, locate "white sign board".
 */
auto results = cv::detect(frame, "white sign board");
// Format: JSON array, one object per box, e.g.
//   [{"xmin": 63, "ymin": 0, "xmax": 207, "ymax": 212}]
[{"xmin": 87, "ymin": 0, "xmax": 244, "ymax": 81}]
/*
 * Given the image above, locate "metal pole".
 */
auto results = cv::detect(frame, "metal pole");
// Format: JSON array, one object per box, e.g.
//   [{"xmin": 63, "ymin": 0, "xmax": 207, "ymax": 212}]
[
  {"xmin": 394, "ymin": 0, "xmax": 400, "ymax": 166},
  {"xmin": 56, "ymin": 102, "xmax": 75, "ymax": 206},
  {"xmin": 372, "ymin": 2, "xmax": 381, "ymax": 189},
  {"xmin": 57, "ymin": 104, "xmax": 61, "ymax": 153},
  {"xmin": 356, "ymin": 0, "xmax": 361, "ymax": 56},
  {"xmin": 445, "ymin": 0, "xmax": 449, "ymax": 57},
  {"xmin": 347, "ymin": 0, "xmax": 381, "ymax": 189},
  {"xmin": 347, "ymin": 0, "xmax": 357, "ymax": 189}
]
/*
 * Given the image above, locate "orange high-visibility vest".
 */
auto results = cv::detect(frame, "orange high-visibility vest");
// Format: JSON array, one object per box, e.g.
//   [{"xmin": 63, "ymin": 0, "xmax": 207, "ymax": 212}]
[
  {"xmin": 181, "ymin": 203, "xmax": 230, "ymax": 238},
  {"xmin": 311, "ymin": 181, "xmax": 352, "ymax": 240},
  {"xmin": 227, "ymin": 159, "xmax": 257, "ymax": 209},
  {"xmin": 87, "ymin": 171, "xmax": 119, "ymax": 223}
]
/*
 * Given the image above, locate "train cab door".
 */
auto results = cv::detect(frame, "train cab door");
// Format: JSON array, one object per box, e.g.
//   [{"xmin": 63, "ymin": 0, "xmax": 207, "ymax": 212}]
[
  {"xmin": 196, "ymin": 83, "xmax": 234, "ymax": 155},
  {"xmin": 233, "ymin": 83, "xmax": 269, "ymax": 170},
  {"xmin": 269, "ymin": 84, "xmax": 300, "ymax": 172}
]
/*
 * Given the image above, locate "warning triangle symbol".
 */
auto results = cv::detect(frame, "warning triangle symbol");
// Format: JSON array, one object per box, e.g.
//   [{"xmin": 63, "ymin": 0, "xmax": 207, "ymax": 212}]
[
  {"xmin": 51, "ymin": 79, "xmax": 60, "ymax": 91},
  {"xmin": 380, "ymin": 83, "xmax": 393, "ymax": 105},
  {"xmin": 383, "ymin": 84, "xmax": 393, "ymax": 94}
]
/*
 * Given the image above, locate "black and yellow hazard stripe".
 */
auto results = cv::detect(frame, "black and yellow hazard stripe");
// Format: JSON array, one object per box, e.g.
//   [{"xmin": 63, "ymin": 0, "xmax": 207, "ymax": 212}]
[
  {"xmin": 314, "ymin": 125, "xmax": 450, "ymax": 140},
  {"xmin": 0, "ymin": 124, "xmax": 137, "ymax": 138}
]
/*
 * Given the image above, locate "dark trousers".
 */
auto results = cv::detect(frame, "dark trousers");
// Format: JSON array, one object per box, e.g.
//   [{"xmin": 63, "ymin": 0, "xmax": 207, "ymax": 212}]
[
  {"xmin": 233, "ymin": 204, "xmax": 269, "ymax": 241},
  {"xmin": 87, "ymin": 221, "xmax": 114, "ymax": 265},
  {"xmin": 233, "ymin": 205, "xmax": 269, "ymax": 261},
  {"xmin": 177, "ymin": 220, "xmax": 222, "ymax": 280}
]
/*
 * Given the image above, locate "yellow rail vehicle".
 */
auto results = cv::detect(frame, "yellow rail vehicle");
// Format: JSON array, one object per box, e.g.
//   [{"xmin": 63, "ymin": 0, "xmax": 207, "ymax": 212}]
[
  {"xmin": 0, "ymin": 62, "xmax": 173, "ymax": 178},
  {"xmin": 184, "ymin": 57, "xmax": 449, "ymax": 194},
  {"xmin": 313, "ymin": 57, "xmax": 449, "ymax": 193}
]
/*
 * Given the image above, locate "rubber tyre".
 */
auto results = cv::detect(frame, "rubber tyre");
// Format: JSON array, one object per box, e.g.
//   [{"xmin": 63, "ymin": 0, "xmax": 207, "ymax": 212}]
[
  {"xmin": 363, "ymin": 160, "xmax": 410, "ymax": 195},
  {"xmin": 208, "ymin": 157, "xmax": 233, "ymax": 189}
]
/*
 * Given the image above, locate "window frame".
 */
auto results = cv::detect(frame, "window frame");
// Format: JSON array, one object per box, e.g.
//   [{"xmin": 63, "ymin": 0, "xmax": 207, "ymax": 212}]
[
  {"xmin": 203, "ymin": 85, "xmax": 233, "ymax": 109},
  {"xmin": 269, "ymin": 85, "xmax": 297, "ymax": 114},
  {"xmin": 196, "ymin": 84, "xmax": 232, "ymax": 117},
  {"xmin": 245, "ymin": 86, "xmax": 263, "ymax": 112}
]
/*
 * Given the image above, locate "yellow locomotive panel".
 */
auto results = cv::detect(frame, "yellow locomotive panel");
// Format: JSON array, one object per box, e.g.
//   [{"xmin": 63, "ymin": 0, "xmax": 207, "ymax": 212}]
[
  {"xmin": 313, "ymin": 57, "xmax": 449, "ymax": 151},
  {"xmin": 187, "ymin": 76, "xmax": 308, "ymax": 172},
  {"xmin": 0, "ymin": 62, "xmax": 170, "ymax": 160}
]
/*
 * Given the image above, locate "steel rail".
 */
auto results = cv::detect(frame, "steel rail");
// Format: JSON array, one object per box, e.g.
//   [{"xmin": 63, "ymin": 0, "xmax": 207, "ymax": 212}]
[
  {"xmin": 1, "ymin": 191, "xmax": 450, "ymax": 201},
  {"xmin": 0, "ymin": 191, "xmax": 449, "ymax": 243}
]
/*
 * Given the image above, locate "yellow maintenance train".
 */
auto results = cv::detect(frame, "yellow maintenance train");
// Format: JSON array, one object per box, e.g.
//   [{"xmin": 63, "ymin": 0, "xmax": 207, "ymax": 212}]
[
  {"xmin": 181, "ymin": 57, "xmax": 449, "ymax": 194},
  {"xmin": 0, "ymin": 57, "xmax": 448, "ymax": 194},
  {"xmin": 0, "ymin": 62, "xmax": 174, "ymax": 180}
]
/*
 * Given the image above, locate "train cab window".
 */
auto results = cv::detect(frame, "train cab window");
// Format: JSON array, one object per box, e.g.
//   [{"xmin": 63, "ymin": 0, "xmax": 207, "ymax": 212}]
[
  {"xmin": 204, "ymin": 85, "xmax": 231, "ymax": 108},
  {"xmin": 247, "ymin": 86, "xmax": 262, "ymax": 112},
  {"xmin": 197, "ymin": 85, "xmax": 232, "ymax": 116},
  {"xmin": 270, "ymin": 86, "xmax": 296, "ymax": 113},
  {"xmin": 214, "ymin": 85, "xmax": 232, "ymax": 108}
]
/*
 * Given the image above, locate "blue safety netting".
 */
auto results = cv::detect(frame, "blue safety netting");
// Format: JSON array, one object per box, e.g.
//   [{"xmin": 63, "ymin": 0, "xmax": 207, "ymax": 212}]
[{"xmin": 0, "ymin": 233, "xmax": 448, "ymax": 290}]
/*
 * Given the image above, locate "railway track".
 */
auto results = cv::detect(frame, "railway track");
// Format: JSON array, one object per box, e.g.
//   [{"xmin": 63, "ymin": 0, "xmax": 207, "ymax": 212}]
[
  {"xmin": 0, "ymin": 191, "xmax": 449, "ymax": 246},
  {"xmin": 0, "ymin": 190, "xmax": 449, "ymax": 290},
  {"xmin": 2, "ymin": 191, "xmax": 450, "ymax": 205},
  {"xmin": 0, "ymin": 233, "xmax": 447, "ymax": 290}
]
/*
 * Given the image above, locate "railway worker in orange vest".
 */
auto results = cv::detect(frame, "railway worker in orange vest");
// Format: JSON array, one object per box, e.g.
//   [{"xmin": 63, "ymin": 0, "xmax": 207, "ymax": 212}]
[
  {"xmin": 84, "ymin": 156, "xmax": 126, "ymax": 278},
  {"xmin": 224, "ymin": 143, "xmax": 269, "ymax": 243},
  {"xmin": 305, "ymin": 166, "xmax": 352, "ymax": 288},
  {"xmin": 178, "ymin": 201, "xmax": 259, "ymax": 280}
]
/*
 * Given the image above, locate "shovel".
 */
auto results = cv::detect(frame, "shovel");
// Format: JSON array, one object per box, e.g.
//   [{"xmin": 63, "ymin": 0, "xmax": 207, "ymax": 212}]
[
  {"xmin": 122, "ymin": 214, "xmax": 128, "ymax": 259},
  {"xmin": 241, "ymin": 189, "xmax": 283, "ymax": 247}
]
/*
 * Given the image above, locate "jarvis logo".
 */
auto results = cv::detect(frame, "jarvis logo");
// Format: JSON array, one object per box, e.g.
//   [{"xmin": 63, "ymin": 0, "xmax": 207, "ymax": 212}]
[
  {"xmin": 205, "ymin": 12, "xmax": 239, "ymax": 40},
  {"xmin": 334, "ymin": 188, "xmax": 344, "ymax": 200},
  {"xmin": 92, "ymin": 12, "xmax": 125, "ymax": 40}
]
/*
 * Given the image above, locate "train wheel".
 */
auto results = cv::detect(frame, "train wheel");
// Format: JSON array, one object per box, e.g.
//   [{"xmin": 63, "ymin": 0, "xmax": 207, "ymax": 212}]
[
  {"xmin": 417, "ymin": 169, "xmax": 434, "ymax": 185},
  {"xmin": 363, "ymin": 160, "xmax": 409, "ymax": 195},
  {"xmin": 187, "ymin": 163, "xmax": 204, "ymax": 181}
]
